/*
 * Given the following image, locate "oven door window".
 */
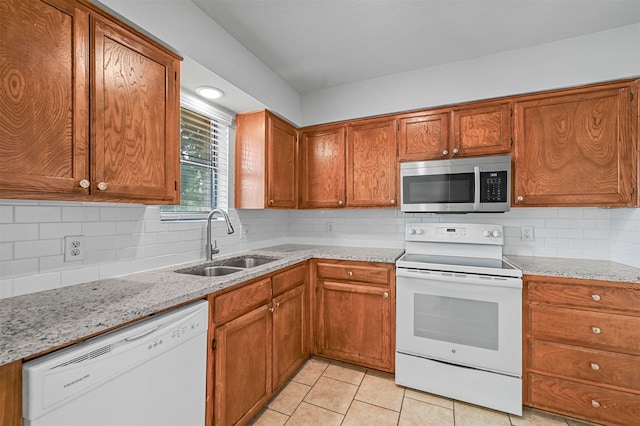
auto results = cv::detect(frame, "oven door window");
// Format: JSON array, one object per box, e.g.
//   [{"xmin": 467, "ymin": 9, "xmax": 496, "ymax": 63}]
[
  {"xmin": 414, "ymin": 294, "xmax": 498, "ymax": 350},
  {"xmin": 403, "ymin": 173, "xmax": 474, "ymax": 204}
]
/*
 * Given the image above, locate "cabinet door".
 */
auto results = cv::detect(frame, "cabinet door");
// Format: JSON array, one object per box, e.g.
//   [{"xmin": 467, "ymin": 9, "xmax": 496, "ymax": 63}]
[
  {"xmin": 0, "ymin": 0, "xmax": 89, "ymax": 198},
  {"xmin": 398, "ymin": 112, "xmax": 450, "ymax": 161},
  {"xmin": 299, "ymin": 125, "xmax": 346, "ymax": 208},
  {"xmin": 0, "ymin": 361, "xmax": 21, "ymax": 426},
  {"xmin": 513, "ymin": 84, "xmax": 636, "ymax": 206},
  {"xmin": 346, "ymin": 119, "xmax": 398, "ymax": 207},
  {"xmin": 214, "ymin": 305, "xmax": 272, "ymax": 426},
  {"xmin": 266, "ymin": 115, "xmax": 297, "ymax": 208},
  {"xmin": 452, "ymin": 102, "xmax": 511, "ymax": 157},
  {"xmin": 91, "ymin": 17, "xmax": 179, "ymax": 203},
  {"xmin": 272, "ymin": 285, "xmax": 306, "ymax": 390},
  {"xmin": 316, "ymin": 280, "xmax": 392, "ymax": 371}
]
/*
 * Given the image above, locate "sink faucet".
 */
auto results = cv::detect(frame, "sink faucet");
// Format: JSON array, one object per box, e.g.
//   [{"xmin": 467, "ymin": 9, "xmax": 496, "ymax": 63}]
[{"xmin": 206, "ymin": 208, "xmax": 235, "ymax": 260}]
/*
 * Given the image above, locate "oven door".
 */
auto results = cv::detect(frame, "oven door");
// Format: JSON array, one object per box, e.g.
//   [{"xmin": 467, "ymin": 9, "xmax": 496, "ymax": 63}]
[{"xmin": 396, "ymin": 267, "xmax": 522, "ymax": 376}]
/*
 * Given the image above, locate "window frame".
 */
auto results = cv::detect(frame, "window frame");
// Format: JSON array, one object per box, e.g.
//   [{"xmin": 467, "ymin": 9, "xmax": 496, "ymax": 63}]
[{"xmin": 160, "ymin": 92, "xmax": 233, "ymax": 221}]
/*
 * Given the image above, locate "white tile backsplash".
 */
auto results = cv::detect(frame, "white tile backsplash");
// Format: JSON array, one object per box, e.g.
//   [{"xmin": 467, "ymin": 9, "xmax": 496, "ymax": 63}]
[{"xmin": 0, "ymin": 198, "xmax": 638, "ymax": 298}]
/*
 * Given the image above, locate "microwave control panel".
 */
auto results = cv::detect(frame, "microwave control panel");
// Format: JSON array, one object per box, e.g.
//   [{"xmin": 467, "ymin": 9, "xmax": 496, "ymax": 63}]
[{"xmin": 480, "ymin": 171, "xmax": 508, "ymax": 202}]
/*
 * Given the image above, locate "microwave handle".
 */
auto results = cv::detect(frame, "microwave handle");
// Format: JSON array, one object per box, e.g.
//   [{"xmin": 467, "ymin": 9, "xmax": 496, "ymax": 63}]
[{"xmin": 474, "ymin": 166, "xmax": 480, "ymax": 211}]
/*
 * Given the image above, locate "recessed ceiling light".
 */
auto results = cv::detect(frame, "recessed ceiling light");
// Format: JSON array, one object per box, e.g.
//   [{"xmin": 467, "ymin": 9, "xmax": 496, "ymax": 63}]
[{"xmin": 196, "ymin": 86, "xmax": 224, "ymax": 100}]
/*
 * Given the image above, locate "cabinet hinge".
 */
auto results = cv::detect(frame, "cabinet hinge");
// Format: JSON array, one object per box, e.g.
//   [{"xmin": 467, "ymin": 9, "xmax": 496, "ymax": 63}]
[
  {"xmin": 212, "ymin": 339, "xmax": 217, "ymax": 350},
  {"xmin": 510, "ymin": 138, "xmax": 514, "ymax": 147},
  {"xmin": 632, "ymin": 186, "xmax": 635, "ymax": 195},
  {"xmin": 396, "ymin": 121, "xmax": 400, "ymax": 132},
  {"xmin": 631, "ymin": 91, "xmax": 634, "ymax": 102},
  {"xmin": 510, "ymin": 108, "xmax": 513, "ymax": 117},
  {"xmin": 175, "ymin": 71, "xmax": 177, "ymax": 81},
  {"xmin": 174, "ymin": 180, "xmax": 178, "ymax": 190}
]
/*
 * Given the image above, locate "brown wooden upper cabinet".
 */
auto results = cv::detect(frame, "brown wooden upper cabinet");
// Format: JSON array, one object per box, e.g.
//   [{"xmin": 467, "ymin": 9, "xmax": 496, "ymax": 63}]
[
  {"xmin": 299, "ymin": 124, "xmax": 346, "ymax": 208},
  {"xmin": 513, "ymin": 80, "xmax": 638, "ymax": 207},
  {"xmin": 0, "ymin": 0, "xmax": 181, "ymax": 204},
  {"xmin": 398, "ymin": 101, "xmax": 511, "ymax": 161},
  {"xmin": 346, "ymin": 118, "xmax": 398, "ymax": 207},
  {"xmin": 235, "ymin": 110, "xmax": 298, "ymax": 209}
]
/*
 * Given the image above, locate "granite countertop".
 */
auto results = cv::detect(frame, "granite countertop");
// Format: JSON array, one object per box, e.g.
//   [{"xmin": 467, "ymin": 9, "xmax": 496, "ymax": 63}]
[
  {"xmin": 0, "ymin": 244, "xmax": 404, "ymax": 366},
  {"xmin": 505, "ymin": 255, "xmax": 640, "ymax": 284}
]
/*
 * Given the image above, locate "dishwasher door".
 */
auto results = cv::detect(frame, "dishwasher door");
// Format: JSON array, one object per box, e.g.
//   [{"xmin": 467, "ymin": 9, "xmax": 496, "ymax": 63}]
[{"xmin": 23, "ymin": 300, "xmax": 208, "ymax": 426}]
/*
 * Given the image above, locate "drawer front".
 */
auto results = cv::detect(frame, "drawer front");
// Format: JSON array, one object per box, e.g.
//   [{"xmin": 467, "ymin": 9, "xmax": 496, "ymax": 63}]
[
  {"xmin": 529, "ymin": 374, "xmax": 640, "ymax": 426},
  {"xmin": 272, "ymin": 263, "xmax": 306, "ymax": 296},
  {"xmin": 316, "ymin": 262, "xmax": 390, "ymax": 285},
  {"xmin": 529, "ymin": 340, "xmax": 640, "ymax": 390},
  {"xmin": 529, "ymin": 306, "xmax": 640, "ymax": 354},
  {"xmin": 528, "ymin": 281, "xmax": 640, "ymax": 314},
  {"xmin": 214, "ymin": 278, "xmax": 272, "ymax": 325}
]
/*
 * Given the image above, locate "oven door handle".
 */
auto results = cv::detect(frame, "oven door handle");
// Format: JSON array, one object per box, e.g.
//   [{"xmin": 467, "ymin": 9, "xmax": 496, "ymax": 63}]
[
  {"xmin": 473, "ymin": 165, "xmax": 481, "ymax": 211},
  {"xmin": 396, "ymin": 268, "xmax": 522, "ymax": 289}
]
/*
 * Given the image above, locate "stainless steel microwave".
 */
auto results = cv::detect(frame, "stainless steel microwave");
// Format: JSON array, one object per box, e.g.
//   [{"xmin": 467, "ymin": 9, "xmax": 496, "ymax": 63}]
[{"xmin": 400, "ymin": 155, "xmax": 511, "ymax": 213}]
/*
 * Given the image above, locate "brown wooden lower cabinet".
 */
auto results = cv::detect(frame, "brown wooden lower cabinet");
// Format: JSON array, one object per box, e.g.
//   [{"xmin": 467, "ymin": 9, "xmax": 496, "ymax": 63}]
[
  {"xmin": 0, "ymin": 361, "xmax": 21, "ymax": 426},
  {"xmin": 208, "ymin": 263, "xmax": 309, "ymax": 426},
  {"xmin": 313, "ymin": 259, "xmax": 395, "ymax": 372},
  {"xmin": 524, "ymin": 275, "xmax": 640, "ymax": 426}
]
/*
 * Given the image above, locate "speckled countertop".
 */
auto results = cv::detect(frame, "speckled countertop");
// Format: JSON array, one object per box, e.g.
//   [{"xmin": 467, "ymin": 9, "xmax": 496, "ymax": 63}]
[
  {"xmin": 505, "ymin": 255, "xmax": 640, "ymax": 284},
  {"xmin": 0, "ymin": 244, "xmax": 403, "ymax": 366}
]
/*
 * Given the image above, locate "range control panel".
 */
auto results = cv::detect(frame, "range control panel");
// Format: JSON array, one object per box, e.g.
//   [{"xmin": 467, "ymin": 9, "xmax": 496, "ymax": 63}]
[{"xmin": 405, "ymin": 223, "xmax": 504, "ymax": 245}]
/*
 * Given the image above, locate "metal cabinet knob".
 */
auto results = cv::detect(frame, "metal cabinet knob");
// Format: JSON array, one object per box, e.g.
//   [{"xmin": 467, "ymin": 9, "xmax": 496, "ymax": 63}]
[
  {"xmin": 591, "ymin": 400, "xmax": 601, "ymax": 408},
  {"xmin": 590, "ymin": 362, "xmax": 600, "ymax": 371},
  {"xmin": 97, "ymin": 182, "xmax": 108, "ymax": 191},
  {"xmin": 517, "ymin": 196, "xmax": 524, "ymax": 201},
  {"xmin": 269, "ymin": 199, "xmax": 274, "ymax": 205},
  {"xmin": 592, "ymin": 326, "xmax": 602, "ymax": 334},
  {"xmin": 269, "ymin": 306, "xmax": 275, "ymax": 313},
  {"xmin": 383, "ymin": 292, "xmax": 389, "ymax": 298},
  {"xmin": 274, "ymin": 301, "xmax": 280, "ymax": 308},
  {"xmin": 347, "ymin": 271, "xmax": 353, "ymax": 276},
  {"xmin": 452, "ymin": 148, "xmax": 459, "ymax": 155},
  {"xmin": 442, "ymin": 149, "xmax": 449, "ymax": 156},
  {"xmin": 592, "ymin": 294, "xmax": 601, "ymax": 301},
  {"xmin": 79, "ymin": 179, "xmax": 90, "ymax": 188},
  {"xmin": 390, "ymin": 199, "xmax": 395, "ymax": 205},
  {"xmin": 338, "ymin": 200, "xmax": 343, "ymax": 206}
]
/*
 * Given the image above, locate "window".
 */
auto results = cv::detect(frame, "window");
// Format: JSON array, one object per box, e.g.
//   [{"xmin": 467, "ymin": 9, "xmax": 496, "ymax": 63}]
[{"xmin": 161, "ymin": 93, "xmax": 232, "ymax": 220}]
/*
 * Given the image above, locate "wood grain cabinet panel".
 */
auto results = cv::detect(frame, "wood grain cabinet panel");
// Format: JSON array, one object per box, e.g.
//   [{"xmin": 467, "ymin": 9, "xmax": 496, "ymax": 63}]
[
  {"xmin": 398, "ymin": 112, "xmax": 450, "ymax": 161},
  {"xmin": 314, "ymin": 260, "xmax": 395, "ymax": 372},
  {"xmin": 513, "ymin": 82, "xmax": 638, "ymax": 207},
  {"xmin": 0, "ymin": 0, "xmax": 89, "ymax": 197},
  {"xmin": 299, "ymin": 124, "xmax": 346, "ymax": 208},
  {"xmin": 0, "ymin": 0, "xmax": 181, "ymax": 204},
  {"xmin": 524, "ymin": 275, "xmax": 640, "ymax": 426},
  {"xmin": 235, "ymin": 110, "xmax": 298, "ymax": 209},
  {"xmin": 346, "ymin": 118, "xmax": 398, "ymax": 207},
  {"xmin": 451, "ymin": 102, "xmax": 511, "ymax": 157},
  {"xmin": 0, "ymin": 361, "xmax": 21, "ymax": 426},
  {"xmin": 272, "ymin": 285, "xmax": 305, "ymax": 390}
]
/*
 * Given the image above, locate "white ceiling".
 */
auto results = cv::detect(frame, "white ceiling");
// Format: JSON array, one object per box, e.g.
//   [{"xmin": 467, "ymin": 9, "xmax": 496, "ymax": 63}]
[{"xmin": 193, "ymin": 0, "xmax": 640, "ymax": 94}]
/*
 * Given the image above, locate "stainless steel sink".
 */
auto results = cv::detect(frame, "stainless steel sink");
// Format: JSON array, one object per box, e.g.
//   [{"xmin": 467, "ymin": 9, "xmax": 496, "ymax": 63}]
[
  {"xmin": 175, "ymin": 255, "xmax": 279, "ymax": 277},
  {"xmin": 217, "ymin": 256, "xmax": 276, "ymax": 268}
]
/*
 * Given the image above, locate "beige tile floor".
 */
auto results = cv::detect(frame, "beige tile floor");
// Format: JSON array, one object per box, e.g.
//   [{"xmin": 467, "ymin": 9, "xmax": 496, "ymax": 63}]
[{"xmin": 250, "ymin": 357, "xmax": 602, "ymax": 426}]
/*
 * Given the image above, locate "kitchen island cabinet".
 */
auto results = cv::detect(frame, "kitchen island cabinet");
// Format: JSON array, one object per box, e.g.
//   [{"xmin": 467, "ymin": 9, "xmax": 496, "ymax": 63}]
[
  {"xmin": 513, "ymin": 80, "xmax": 638, "ymax": 207},
  {"xmin": 0, "ymin": 361, "xmax": 20, "ymax": 426},
  {"xmin": 524, "ymin": 275, "xmax": 640, "ymax": 426},
  {"xmin": 235, "ymin": 110, "xmax": 298, "ymax": 209},
  {"xmin": 313, "ymin": 259, "xmax": 395, "ymax": 372},
  {"xmin": 0, "ymin": 0, "xmax": 181, "ymax": 204}
]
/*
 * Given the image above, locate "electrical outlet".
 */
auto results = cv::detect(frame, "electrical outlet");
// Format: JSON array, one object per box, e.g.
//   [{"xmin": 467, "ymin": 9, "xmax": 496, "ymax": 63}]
[
  {"xmin": 521, "ymin": 226, "xmax": 535, "ymax": 242},
  {"xmin": 64, "ymin": 236, "xmax": 86, "ymax": 261},
  {"xmin": 326, "ymin": 222, "xmax": 333, "ymax": 234}
]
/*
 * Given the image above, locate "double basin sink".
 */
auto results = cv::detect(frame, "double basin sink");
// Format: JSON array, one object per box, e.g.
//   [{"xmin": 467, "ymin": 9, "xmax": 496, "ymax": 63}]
[{"xmin": 175, "ymin": 255, "xmax": 280, "ymax": 277}]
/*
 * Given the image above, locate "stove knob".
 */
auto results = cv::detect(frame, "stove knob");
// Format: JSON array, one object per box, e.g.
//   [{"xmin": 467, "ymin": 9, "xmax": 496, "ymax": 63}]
[
  {"xmin": 409, "ymin": 229, "xmax": 417, "ymax": 235},
  {"xmin": 492, "ymin": 230, "xmax": 501, "ymax": 238},
  {"xmin": 482, "ymin": 230, "xmax": 492, "ymax": 237},
  {"xmin": 416, "ymin": 229, "xmax": 425, "ymax": 235}
]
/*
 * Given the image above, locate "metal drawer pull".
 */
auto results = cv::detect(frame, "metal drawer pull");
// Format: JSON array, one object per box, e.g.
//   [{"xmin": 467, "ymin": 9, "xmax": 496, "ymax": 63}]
[
  {"xmin": 269, "ymin": 306, "xmax": 275, "ymax": 313},
  {"xmin": 383, "ymin": 292, "xmax": 389, "ymax": 298},
  {"xmin": 347, "ymin": 271, "xmax": 353, "ymax": 276},
  {"xmin": 592, "ymin": 326, "xmax": 602, "ymax": 334},
  {"xmin": 79, "ymin": 179, "xmax": 90, "ymax": 188},
  {"xmin": 590, "ymin": 362, "xmax": 600, "ymax": 371},
  {"xmin": 591, "ymin": 400, "xmax": 601, "ymax": 408},
  {"xmin": 97, "ymin": 181, "xmax": 108, "ymax": 191},
  {"xmin": 591, "ymin": 294, "xmax": 601, "ymax": 301}
]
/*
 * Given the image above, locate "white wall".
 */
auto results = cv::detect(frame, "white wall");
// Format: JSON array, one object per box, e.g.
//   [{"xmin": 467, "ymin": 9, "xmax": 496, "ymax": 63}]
[
  {"xmin": 300, "ymin": 24, "xmax": 640, "ymax": 125},
  {"xmin": 611, "ymin": 208, "xmax": 640, "ymax": 268}
]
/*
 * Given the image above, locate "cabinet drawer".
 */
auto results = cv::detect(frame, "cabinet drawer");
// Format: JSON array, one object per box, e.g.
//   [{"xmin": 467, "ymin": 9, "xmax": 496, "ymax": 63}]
[
  {"xmin": 214, "ymin": 278, "xmax": 272, "ymax": 325},
  {"xmin": 316, "ymin": 262, "xmax": 390, "ymax": 285},
  {"xmin": 272, "ymin": 264, "xmax": 306, "ymax": 296},
  {"xmin": 529, "ymin": 306, "xmax": 640, "ymax": 354},
  {"xmin": 528, "ymin": 281, "xmax": 640, "ymax": 314},
  {"xmin": 529, "ymin": 374, "xmax": 640, "ymax": 426},
  {"xmin": 529, "ymin": 340, "xmax": 640, "ymax": 390}
]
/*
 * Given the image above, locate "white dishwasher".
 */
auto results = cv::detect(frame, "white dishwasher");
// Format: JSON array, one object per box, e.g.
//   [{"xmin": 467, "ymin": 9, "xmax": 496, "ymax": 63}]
[{"xmin": 23, "ymin": 300, "xmax": 208, "ymax": 426}]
